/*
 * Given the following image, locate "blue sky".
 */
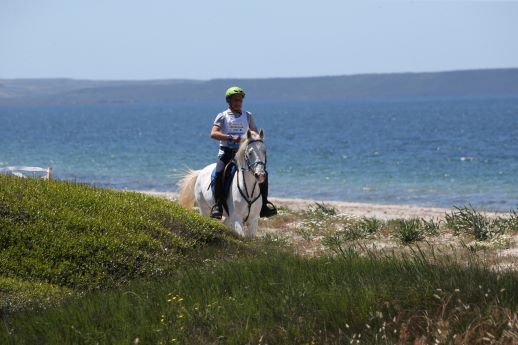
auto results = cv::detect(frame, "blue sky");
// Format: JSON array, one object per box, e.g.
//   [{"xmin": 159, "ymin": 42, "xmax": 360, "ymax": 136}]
[{"xmin": 1, "ymin": 0, "xmax": 517, "ymax": 80}]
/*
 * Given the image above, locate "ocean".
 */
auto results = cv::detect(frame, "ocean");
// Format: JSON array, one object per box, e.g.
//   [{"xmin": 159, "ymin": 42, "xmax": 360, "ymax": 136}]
[{"xmin": 1, "ymin": 97, "xmax": 517, "ymax": 211}]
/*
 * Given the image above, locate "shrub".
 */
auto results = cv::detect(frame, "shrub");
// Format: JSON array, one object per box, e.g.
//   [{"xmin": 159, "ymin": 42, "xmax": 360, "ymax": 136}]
[
  {"xmin": 0, "ymin": 175, "xmax": 234, "ymax": 311},
  {"xmin": 444, "ymin": 206, "xmax": 518, "ymax": 241},
  {"xmin": 304, "ymin": 202, "xmax": 337, "ymax": 221},
  {"xmin": 422, "ymin": 218, "xmax": 440, "ymax": 236},
  {"xmin": 392, "ymin": 218, "xmax": 425, "ymax": 244}
]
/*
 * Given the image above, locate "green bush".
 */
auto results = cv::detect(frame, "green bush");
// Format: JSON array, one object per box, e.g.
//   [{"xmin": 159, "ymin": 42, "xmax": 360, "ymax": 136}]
[
  {"xmin": 0, "ymin": 175, "xmax": 234, "ymax": 311},
  {"xmin": 391, "ymin": 218, "xmax": 425, "ymax": 244}
]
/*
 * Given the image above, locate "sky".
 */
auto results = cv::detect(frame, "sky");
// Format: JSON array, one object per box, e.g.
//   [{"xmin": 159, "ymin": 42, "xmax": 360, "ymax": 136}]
[{"xmin": 1, "ymin": 0, "xmax": 517, "ymax": 80}]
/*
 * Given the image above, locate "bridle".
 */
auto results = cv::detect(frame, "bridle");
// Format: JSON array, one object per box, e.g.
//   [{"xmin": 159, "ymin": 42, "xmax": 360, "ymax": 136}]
[
  {"xmin": 237, "ymin": 139, "xmax": 266, "ymax": 222},
  {"xmin": 243, "ymin": 139, "xmax": 267, "ymax": 172}
]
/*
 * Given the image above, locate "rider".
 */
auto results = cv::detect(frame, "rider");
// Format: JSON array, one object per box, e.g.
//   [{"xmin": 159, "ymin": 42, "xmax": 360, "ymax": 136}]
[{"xmin": 209, "ymin": 86, "xmax": 277, "ymax": 219}]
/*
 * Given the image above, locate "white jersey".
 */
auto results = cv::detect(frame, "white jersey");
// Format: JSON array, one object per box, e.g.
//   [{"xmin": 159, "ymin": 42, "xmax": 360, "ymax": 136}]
[{"xmin": 213, "ymin": 109, "xmax": 256, "ymax": 149}]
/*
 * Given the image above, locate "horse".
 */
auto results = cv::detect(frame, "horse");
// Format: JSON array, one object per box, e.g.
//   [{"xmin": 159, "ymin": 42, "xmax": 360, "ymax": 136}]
[{"xmin": 178, "ymin": 129, "xmax": 267, "ymax": 238}]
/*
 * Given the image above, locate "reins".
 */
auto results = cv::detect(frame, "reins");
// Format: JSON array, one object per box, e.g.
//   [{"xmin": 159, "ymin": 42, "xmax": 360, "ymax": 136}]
[{"xmin": 236, "ymin": 170, "xmax": 261, "ymax": 223}]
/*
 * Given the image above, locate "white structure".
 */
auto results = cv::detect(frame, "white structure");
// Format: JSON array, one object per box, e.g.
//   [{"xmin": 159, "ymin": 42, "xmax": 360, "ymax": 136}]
[{"xmin": 0, "ymin": 166, "xmax": 52, "ymax": 180}]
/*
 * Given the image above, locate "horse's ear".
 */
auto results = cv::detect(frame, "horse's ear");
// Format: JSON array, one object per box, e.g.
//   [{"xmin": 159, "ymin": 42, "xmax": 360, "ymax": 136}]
[
  {"xmin": 259, "ymin": 129, "xmax": 264, "ymax": 140},
  {"xmin": 246, "ymin": 129, "xmax": 252, "ymax": 139}
]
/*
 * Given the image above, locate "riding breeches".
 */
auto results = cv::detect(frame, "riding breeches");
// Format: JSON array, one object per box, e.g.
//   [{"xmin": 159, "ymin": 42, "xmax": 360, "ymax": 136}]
[{"xmin": 216, "ymin": 146, "xmax": 237, "ymax": 172}]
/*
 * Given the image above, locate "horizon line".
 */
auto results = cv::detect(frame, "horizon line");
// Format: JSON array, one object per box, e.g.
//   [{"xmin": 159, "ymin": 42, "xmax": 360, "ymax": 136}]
[{"xmin": 2, "ymin": 66, "xmax": 518, "ymax": 83}]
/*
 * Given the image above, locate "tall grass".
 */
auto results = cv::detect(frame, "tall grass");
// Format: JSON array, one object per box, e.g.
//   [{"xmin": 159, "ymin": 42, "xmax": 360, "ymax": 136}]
[
  {"xmin": 446, "ymin": 206, "xmax": 518, "ymax": 240},
  {"xmin": 1, "ymin": 248, "xmax": 516, "ymax": 344}
]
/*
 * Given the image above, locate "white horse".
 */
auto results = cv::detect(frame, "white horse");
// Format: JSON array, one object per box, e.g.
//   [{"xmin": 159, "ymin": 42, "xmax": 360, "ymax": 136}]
[{"xmin": 178, "ymin": 129, "xmax": 267, "ymax": 238}]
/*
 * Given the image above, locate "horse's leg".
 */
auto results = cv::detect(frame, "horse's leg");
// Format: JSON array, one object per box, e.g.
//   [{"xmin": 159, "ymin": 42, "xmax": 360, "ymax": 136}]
[
  {"xmin": 225, "ymin": 216, "xmax": 245, "ymax": 237},
  {"xmin": 198, "ymin": 199, "xmax": 211, "ymax": 216},
  {"xmin": 246, "ymin": 218, "xmax": 259, "ymax": 239}
]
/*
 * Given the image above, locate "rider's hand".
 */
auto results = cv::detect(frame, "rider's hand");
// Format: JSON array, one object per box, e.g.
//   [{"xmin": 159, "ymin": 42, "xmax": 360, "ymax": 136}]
[{"xmin": 232, "ymin": 135, "xmax": 241, "ymax": 142}]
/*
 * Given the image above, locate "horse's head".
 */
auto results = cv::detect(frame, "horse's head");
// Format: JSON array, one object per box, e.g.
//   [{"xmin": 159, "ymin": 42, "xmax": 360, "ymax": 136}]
[{"xmin": 237, "ymin": 129, "xmax": 267, "ymax": 183}]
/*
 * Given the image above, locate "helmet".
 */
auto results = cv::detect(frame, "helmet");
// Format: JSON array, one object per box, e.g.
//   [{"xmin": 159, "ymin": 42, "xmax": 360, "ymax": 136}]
[{"xmin": 225, "ymin": 86, "xmax": 246, "ymax": 100}]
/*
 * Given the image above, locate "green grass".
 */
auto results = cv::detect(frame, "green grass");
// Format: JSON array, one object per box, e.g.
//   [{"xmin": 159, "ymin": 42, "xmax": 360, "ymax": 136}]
[
  {"xmin": 0, "ymin": 175, "xmax": 235, "ymax": 311},
  {"xmin": 390, "ymin": 218, "xmax": 425, "ymax": 244},
  {"xmin": 446, "ymin": 206, "xmax": 518, "ymax": 240},
  {"xmin": 1, "ymin": 249, "xmax": 516, "ymax": 344}
]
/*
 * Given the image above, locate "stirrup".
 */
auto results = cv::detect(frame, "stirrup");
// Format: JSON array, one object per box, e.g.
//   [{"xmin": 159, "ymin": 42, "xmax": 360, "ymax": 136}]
[
  {"xmin": 260, "ymin": 201, "xmax": 278, "ymax": 218},
  {"xmin": 210, "ymin": 204, "xmax": 223, "ymax": 219}
]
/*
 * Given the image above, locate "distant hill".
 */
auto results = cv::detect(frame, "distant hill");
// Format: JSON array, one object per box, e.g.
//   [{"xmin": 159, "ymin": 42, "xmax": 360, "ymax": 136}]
[{"xmin": 1, "ymin": 68, "xmax": 517, "ymax": 105}]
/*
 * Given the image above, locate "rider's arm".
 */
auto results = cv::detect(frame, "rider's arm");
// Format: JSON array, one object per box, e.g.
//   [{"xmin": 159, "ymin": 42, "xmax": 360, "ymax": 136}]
[
  {"xmin": 247, "ymin": 112, "xmax": 258, "ymax": 133},
  {"xmin": 211, "ymin": 125, "xmax": 240, "ymax": 142}
]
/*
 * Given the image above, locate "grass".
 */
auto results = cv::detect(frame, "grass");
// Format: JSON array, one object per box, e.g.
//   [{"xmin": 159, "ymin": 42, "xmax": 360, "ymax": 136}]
[
  {"xmin": 0, "ymin": 175, "xmax": 235, "ymax": 312},
  {"xmin": 390, "ymin": 218, "xmax": 425, "ymax": 244},
  {"xmin": 1, "ymin": 181, "xmax": 517, "ymax": 344},
  {"xmin": 295, "ymin": 202, "xmax": 518, "ymax": 249},
  {"xmin": 1, "ymin": 248, "xmax": 516, "ymax": 344},
  {"xmin": 446, "ymin": 206, "xmax": 518, "ymax": 241}
]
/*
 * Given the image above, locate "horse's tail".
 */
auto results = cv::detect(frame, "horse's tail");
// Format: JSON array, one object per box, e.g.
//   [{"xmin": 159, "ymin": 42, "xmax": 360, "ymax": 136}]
[{"xmin": 177, "ymin": 169, "xmax": 200, "ymax": 209}]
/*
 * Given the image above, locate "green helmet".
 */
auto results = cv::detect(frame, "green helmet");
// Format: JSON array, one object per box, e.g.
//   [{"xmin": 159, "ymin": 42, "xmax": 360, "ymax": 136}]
[{"xmin": 225, "ymin": 86, "xmax": 246, "ymax": 100}]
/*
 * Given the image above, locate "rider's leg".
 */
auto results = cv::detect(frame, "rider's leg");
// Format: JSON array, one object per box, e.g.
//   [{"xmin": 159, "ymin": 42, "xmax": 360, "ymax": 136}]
[
  {"xmin": 210, "ymin": 148, "xmax": 234, "ymax": 219},
  {"xmin": 210, "ymin": 159, "xmax": 225, "ymax": 219},
  {"xmin": 259, "ymin": 171, "xmax": 277, "ymax": 218}
]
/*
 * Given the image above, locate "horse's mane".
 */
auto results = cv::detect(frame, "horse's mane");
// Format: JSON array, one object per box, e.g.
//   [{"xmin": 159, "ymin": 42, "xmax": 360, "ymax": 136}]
[{"xmin": 235, "ymin": 131, "xmax": 262, "ymax": 166}]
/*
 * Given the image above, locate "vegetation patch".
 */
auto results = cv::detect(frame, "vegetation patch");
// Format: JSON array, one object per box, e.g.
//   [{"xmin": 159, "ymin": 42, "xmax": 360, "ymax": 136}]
[
  {"xmin": 1, "ymin": 249, "xmax": 516, "ymax": 344},
  {"xmin": 445, "ymin": 206, "xmax": 518, "ymax": 241},
  {"xmin": 0, "ymin": 175, "xmax": 235, "ymax": 312},
  {"xmin": 0, "ymin": 277, "xmax": 72, "ymax": 313}
]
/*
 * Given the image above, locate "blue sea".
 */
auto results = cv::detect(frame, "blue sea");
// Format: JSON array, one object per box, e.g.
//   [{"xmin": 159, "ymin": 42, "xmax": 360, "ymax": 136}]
[{"xmin": 1, "ymin": 97, "xmax": 517, "ymax": 211}]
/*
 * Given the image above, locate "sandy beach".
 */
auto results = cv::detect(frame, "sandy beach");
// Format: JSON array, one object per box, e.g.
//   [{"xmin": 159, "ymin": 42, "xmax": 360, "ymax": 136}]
[
  {"xmin": 141, "ymin": 190, "xmax": 518, "ymax": 268},
  {"xmin": 140, "ymin": 191, "xmax": 504, "ymax": 220}
]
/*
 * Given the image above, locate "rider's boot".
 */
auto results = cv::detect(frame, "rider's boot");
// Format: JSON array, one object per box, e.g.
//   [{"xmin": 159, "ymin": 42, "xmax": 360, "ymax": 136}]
[
  {"xmin": 259, "ymin": 172, "xmax": 277, "ymax": 218},
  {"xmin": 210, "ymin": 172, "xmax": 224, "ymax": 219}
]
